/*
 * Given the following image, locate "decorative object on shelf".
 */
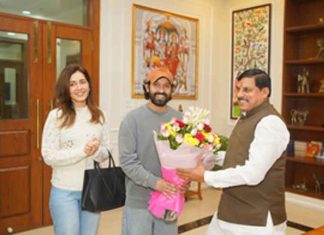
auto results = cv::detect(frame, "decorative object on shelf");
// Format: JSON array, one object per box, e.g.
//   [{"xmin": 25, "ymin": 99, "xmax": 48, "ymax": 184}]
[
  {"xmin": 131, "ymin": 4, "xmax": 198, "ymax": 99},
  {"xmin": 290, "ymin": 109, "xmax": 309, "ymax": 126},
  {"xmin": 283, "ymin": 0, "xmax": 324, "ymax": 201},
  {"xmin": 292, "ymin": 178, "xmax": 308, "ymax": 192},
  {"xmin": 319, "ymin": 78, "xmax": 324, "ymax": 94},
  {"xmin": 316, "ymin": 38, "xmax": 324, "ymax": 59},
  {"xmin": 297, "ymin": 68, "xmax": 310, "ymax": 93},
  {"xmin": 230, "ymin": 4, "xmax": 271, "ymax": 119},
  {"xmin": 286, "ymin": 140, "xmax": 295, "ymax": 156},
  {"xmin": 294, "ymin": 140, "xmax": 307, "ymax": 157},
  {"xmin": 316, "ymin": 145, "xmax": 324, "ymax": 160},
  {"xmin": 306, "ymin": 141, "xmax": 322, "ymax": 158},
  {"xmin": 316, "ymin": 151, "xmax": 324, "ymax": 160},
  {"xmin": 290, "ymin": 109, "xmax": 298, "ymax": 125},
  {"xmin": 313, "ymin": 173, "xmax": 324, "ymax": 194}
]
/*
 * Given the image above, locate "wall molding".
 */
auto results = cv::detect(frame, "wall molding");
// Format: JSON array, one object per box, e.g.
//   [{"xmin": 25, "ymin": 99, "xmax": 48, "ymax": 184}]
[{"xmin": 285, "ymin": 192, "xmax": 324, "ymax": 212}]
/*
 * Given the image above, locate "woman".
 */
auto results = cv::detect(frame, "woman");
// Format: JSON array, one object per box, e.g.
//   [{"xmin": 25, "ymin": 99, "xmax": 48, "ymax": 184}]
[{"xmin": 42, "ymin": 63, "xmax": 110, "ymax": 235}]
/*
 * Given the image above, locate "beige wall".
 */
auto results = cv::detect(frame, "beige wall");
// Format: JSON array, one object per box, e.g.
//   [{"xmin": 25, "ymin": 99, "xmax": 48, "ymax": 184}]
[
  {"xmin": 211, "ymin": 0, "xmax": 284, "ymax": 136},
  {"xmin": 100, "ymin": 0, "xmax": 218, "ymax": 151},
  {"xmin": 99, "ymin": 0, "xmax": 324, "ymax": 210},
  {"xmin": 98, "ymin": 0, "xmax": 283, "ymax": 161},
  {"xmin": 99, "ymin": 0, "xmax": 284, "ymax": 138}
]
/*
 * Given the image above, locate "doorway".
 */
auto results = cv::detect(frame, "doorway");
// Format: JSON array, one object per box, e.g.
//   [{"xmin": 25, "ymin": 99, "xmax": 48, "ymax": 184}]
[{"xmin": 0, "ymin": 2, "xmax": 99, "ymax": 233}]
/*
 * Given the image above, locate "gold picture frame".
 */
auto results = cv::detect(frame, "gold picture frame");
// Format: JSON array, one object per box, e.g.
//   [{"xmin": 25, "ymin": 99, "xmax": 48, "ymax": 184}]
[{"xmin": 132, "ymin": 4, "xmax": 199, "ymax": 99}]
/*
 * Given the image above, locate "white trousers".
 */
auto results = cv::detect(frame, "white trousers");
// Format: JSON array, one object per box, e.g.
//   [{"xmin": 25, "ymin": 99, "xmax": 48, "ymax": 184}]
[{"xmin": 206, "ymin": 211, "xmax": 286, "ymax": 235}]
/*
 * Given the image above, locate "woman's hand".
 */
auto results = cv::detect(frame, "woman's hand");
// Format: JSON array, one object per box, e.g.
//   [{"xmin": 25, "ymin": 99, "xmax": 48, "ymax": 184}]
[{"xmin": 84, "ymin": 137, "xmax": 100, "ymax": 156}]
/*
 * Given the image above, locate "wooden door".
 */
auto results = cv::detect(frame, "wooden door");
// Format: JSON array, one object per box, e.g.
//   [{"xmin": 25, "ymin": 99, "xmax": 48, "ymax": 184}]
[
  {"xmin": 0, "ymin": 14, "xmax": 43, "ymax": 234},
  {"xmin": 0, "ymin": 14, "xmax": 95, "ymax": 233},
  {"xmin": 41, "ymin": 22, "xmax": 94, "ymax": 225}
]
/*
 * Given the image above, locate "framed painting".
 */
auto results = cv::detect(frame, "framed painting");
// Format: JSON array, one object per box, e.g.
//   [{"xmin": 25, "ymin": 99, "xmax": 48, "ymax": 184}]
[
  {"xmin": 230, "ymin": 4, "xmax": 271, "ymax": 119},
  {"xmin": 132, "ymin": 4, "xmax": 199, "ymax": 99}
]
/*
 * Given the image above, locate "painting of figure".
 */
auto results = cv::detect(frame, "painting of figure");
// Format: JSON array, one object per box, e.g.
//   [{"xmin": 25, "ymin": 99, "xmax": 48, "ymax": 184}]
[{"xmin": 132, "ymin": 4, "xmax": 198, "ymax": 99}]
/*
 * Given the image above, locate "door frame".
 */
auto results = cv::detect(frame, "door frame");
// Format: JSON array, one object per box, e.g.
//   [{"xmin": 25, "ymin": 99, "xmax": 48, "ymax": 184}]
[
  {"xmin": 0, "ymin": 0, "xmax": 100, "ymax": 232},
  {"xmin": 41, "ymin": 21, "xmax": 97, "ymax": 225}
]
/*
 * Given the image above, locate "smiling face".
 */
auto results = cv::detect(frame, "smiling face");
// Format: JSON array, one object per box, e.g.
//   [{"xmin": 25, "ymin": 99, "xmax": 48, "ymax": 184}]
[
  {"xmin": 69, "ymin": 71, "xmax": 90, "ymax": 108},
  {"xmin": 145, "ymin": 77, "xmax": 172, "ymax": 110},
  {"xmin": 236, "ymin": 76, "xmax": 269, "ymax": 112}
]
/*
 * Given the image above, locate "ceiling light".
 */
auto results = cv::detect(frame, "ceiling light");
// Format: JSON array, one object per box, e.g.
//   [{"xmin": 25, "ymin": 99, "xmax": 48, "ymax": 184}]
[{"xmin": 22, "ymin": 10, "xmax": 31, "ymax": 15}]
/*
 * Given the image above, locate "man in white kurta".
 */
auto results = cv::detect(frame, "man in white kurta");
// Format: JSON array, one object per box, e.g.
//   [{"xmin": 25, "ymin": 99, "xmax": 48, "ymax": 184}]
[{"xmin": 177, "ymin": 69, "xmax": 289, "ymax": 235}]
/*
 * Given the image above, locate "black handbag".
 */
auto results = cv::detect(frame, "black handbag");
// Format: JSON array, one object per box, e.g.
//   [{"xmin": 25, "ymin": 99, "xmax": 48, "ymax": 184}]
[{"xmin": 81, "ymin": 151, "xmax": 126, "ymax": 212}]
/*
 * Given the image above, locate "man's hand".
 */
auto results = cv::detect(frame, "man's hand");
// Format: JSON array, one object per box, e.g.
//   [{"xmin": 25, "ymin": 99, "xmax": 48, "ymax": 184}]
[
  {"xmin": 178, "ymin": 180, "xmax": 191, "ymax": 195},
  {"xmin": 176, "ymin": 160, "xmax": 205, "ymax": 182},
  {"xmin": 155, "ymin": 179, "xmax": 177, "ymax": 199}
]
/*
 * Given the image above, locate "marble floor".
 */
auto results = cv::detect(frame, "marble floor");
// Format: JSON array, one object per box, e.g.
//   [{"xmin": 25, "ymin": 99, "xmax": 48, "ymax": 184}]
[{"xmin": 17, "ymin": 186, "xmax": 324, "ymax": 235}]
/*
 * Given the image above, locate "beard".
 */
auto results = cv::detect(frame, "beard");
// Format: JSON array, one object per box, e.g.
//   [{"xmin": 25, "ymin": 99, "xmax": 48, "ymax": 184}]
[{"xmin": 149, "ymin": 92, "xmax": 172, "ymax": 107}]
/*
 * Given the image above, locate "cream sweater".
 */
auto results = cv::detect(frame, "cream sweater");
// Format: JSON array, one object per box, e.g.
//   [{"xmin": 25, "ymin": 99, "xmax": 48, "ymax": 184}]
[{"xmin": 41, "ymin": 106, "xmax": 110, "ymax": 191}]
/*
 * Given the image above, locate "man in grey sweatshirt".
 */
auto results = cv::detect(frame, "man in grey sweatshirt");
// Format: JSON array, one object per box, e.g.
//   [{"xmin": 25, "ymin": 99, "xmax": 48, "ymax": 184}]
[{"xmin": 119, "ymin": 67, "xmax": 182, "ymax": 235}]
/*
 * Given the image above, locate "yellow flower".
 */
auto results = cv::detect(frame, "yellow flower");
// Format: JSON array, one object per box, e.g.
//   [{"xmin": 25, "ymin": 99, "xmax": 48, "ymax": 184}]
[
  {"xmin": 165, "ymin": 123, "xmax": 177, "ymax": 137},
  {"xmin": 184, "ymin": 133, "xmax": 199, "ymax": 146},
  {"xmin": 157, "ymin": 107, "xmax": 224, "ymax": 153},
  {"xmin": 202, "ymin": 132, "xmax": 211, "ymax": 140},
  {"xmin": 213, "ymin": 136, "xmax": 220, "ymax": 145}
]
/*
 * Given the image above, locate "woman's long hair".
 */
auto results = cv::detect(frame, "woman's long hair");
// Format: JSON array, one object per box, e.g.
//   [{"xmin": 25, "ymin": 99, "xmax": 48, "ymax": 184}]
[{"xmin": 55, "ymin": 63, "xmax": 104, "ymax": 128}]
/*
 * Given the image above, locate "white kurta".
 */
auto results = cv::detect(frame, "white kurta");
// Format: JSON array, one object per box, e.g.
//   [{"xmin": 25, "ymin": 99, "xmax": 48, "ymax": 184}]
[{"xmin": 204, "ymin": 115, "xmax": 290, "ymax": 235}]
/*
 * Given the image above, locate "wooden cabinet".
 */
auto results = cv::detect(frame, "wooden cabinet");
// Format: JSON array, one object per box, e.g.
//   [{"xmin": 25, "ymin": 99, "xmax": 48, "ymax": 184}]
[{"xmin": 282, "ymin": 0, "xmax": 324, "ymax": 200}]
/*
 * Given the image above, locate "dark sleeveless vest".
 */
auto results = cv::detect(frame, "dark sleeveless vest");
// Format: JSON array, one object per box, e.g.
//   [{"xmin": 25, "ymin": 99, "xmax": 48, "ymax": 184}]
[{"xmin": 218, "ymin": 100, "xmax": 287, "ymax": 226}]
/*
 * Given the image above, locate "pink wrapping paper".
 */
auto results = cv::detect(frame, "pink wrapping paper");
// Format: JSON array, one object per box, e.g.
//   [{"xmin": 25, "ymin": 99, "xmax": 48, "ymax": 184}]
[
  {"xmin": 148, "ymin": 167, "xmax": 185, "ymax": 218},
  {"xmin": 148, "ymin": 132, "xmax": 214, "ymax": 219}
]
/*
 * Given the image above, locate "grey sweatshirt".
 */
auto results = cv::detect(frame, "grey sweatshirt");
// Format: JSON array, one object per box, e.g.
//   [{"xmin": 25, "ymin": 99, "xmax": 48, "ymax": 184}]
[{"xmin": 118, "ymin": 104, "xmax": 182, "ymax": 208}]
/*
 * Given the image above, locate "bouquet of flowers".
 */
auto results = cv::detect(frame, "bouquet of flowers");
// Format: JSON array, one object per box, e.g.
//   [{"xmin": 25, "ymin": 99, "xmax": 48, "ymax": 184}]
[{"xmin": 148, "ymin": 107, "xmax": 221, "ymax": 221}]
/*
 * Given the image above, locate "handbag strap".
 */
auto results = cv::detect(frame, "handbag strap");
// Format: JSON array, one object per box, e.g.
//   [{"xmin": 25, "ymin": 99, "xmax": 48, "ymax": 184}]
[
  {"xmin": 92, "ymin": 149, "xmax": 119, "ymax": 198},
  {"xmin": 107, "ymin": 150, "xmax": 116, "ymax": 168},
  {"xmin": 93, "ymin": 147, "xmax": 115, "ymax": 169}
]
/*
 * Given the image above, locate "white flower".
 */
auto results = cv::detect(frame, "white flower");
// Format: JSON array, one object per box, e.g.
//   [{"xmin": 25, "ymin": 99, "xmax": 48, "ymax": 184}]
[
  {"xmin": 170, "ymin": 117, "xmax": 177, "ymax": 125},
  {"xmin": 197, "ymin": 122, "xmax": 204, "ymax": 130},
  {"xmin": 161, "ymin": 129, "xmax": 170, "ymax": 137},
  {"xmin": 160, "ymin": 124, "xmax": 166, "ymax": 131},
  {"xmin": 175, "ymin": 134, "xmax": 183, "ymax": 143},
  {"xmin": 172, "ymin": 123, "xmax": 180, "ymax": 132},
  {"xmin": 182, "ymin": 115, "xmax": 189, "ymax": 124},
  {"xmin": 185, "ymin": 106, "xmax": 210, "ymax": 126},
  {"xmin": 190, "ymin": 128, "xmax": 198, "ymax": 136}
]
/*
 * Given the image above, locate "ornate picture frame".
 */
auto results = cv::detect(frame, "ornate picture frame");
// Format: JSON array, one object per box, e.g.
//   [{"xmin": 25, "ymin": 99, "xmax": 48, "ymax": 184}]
[
  {"xmin": 132, "ymin": 4, "xmax": 199, "ymax": 99},
  {"xmin": 230, "ymin": 4, "xmax": 271, "ymax": 119}
]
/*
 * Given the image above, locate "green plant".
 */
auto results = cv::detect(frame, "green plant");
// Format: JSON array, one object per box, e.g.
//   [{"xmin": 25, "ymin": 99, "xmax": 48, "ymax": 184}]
[
  {"xmin": 212, "ymin": 135, "xmax": 228, "ymax": 171},
  {"xmin": 218, "ymin": 135, "xmax": 229, "ymax": 151}
]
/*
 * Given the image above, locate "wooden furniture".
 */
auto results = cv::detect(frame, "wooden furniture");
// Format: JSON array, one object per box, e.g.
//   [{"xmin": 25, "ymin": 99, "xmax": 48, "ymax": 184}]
[
  {"xmin": 302, "ymin": 226, "xmax": 324, "ymax": 235},
  {"xmin": 185, "ymin": 182, "xmax": 202, "ymax": 200},
  {"xmin": 282, "ymin": 0, "xmax": 324, "ymax": 200}
]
